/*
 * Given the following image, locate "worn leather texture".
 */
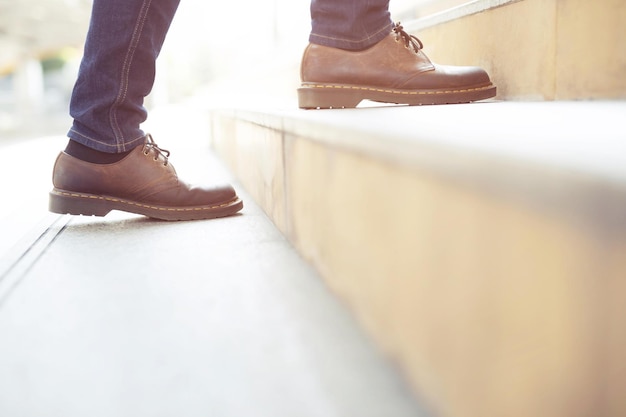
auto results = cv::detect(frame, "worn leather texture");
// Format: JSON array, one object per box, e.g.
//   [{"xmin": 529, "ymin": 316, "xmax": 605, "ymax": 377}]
[
  {"xmin": 52, "ymin": 143, "xmax": 236, "ymax": 207},
  {"xmin": 301, "ymin": 33, "xmax": 491, "ymax": 90}
]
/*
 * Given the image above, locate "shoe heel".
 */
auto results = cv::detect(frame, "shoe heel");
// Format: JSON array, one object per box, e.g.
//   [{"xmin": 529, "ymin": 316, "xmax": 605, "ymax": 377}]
[
  {"xmin": 298, "ymin": 85, "xmax": 363, "ymax": 109},
  {"xmin": 49, "ymin": 190, "xmax": 112, "ymax": 217}
]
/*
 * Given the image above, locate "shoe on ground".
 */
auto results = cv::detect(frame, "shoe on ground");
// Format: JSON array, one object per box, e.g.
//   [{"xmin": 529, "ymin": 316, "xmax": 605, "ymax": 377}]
[
  {"xmin": 49, "ymin": 135, "xmax": 243, "ymax": 221},
  {"xmin": 298, "ymin": 22, "xmax": 496, "ymax": 109}
]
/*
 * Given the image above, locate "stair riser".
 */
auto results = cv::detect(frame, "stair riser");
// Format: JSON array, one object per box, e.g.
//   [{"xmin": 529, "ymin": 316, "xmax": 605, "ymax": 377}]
[
  {"xmin": 210, "ymin": 111, "xmax": 626, "ymax": 417},
  {"xmin": 409, "ymin": 0, "xmax": 626, "ymax": 100}
]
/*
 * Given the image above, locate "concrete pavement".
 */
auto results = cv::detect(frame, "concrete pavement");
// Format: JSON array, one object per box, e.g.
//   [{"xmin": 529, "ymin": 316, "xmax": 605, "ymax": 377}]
[{"xmin": 0, "ymin": 121, "xmax": 428, "ymax": 417}]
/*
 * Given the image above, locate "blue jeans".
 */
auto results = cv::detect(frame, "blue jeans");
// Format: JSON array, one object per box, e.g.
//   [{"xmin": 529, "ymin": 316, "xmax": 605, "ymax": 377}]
[
  {"xmin": 309, "ymin": 0, "xmax": 392, "ymax": 50},
  {"xmin": 68, "ymin": 0, "xmax": 393, "ymax": 152}
]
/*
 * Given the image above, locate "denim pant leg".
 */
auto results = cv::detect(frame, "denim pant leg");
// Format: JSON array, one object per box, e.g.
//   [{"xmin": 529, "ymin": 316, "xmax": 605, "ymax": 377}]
[
  {"xmin": 309, "ymin": 0, "xmax": 393, "ymax": 50},
  {"xmin": 68, "ymin": 0, "xmax": 180, "ymax": 153}
]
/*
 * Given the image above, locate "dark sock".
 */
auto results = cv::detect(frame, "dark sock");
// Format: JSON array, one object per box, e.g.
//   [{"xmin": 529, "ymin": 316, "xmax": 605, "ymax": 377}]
[{"xmin": 64, "ymin": 140, "xmax": 133, "ymax": 164}]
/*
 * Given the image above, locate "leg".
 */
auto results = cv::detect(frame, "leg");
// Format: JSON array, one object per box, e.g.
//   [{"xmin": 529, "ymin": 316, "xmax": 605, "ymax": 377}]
[
  {"xmin": 50, "ymin": 0, "xmax": 243, "ymax": 221},
  {"xmin": 68, "ymin": 0, "xmax": 180, "ymax": 153}
]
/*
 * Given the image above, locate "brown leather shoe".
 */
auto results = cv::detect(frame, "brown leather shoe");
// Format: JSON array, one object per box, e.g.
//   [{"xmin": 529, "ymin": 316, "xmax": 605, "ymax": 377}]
[
  {"xmin": 298, "ymin": 23, "xmax": 496, "ymax": 109},
  {"xmin": 49, "ymin": 135, "xmax": 243, "ymax": 221}
]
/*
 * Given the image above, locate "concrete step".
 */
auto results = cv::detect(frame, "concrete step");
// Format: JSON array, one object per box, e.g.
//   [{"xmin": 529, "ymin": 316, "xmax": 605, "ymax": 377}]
[
  {"xmin": 0, "ymin": 109, "xmax": 428, "ymax": 417},
  {"xmin": 200, "ymin": 0, "xmax": 625, "ymax": 107},
  {"xmin": 209, "ymin": 100, "xmax": 626, "ymax": 417},
  {"xmin": 0, "ymin": 134, "xmax": 69, "ymax": 281}
]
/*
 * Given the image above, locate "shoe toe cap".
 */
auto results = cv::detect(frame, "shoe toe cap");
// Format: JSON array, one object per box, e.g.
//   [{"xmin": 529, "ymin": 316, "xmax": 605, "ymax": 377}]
[
  {"xmin": 188, "ymin": 183, "xmax": 239, "ymax": 206},
  {"xmin": 404, "ymin": 64, "xmax": 492, "ymax": 89}
]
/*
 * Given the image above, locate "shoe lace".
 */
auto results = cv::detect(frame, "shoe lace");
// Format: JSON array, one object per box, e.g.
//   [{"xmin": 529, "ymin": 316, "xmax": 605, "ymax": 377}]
[
  {"xmin": 143, "ymin": 134, "xmax": 170, "ymax": 166},
  {"xmin": 392, "ymin": 22, "xmax": 424, "ymax": 53}
]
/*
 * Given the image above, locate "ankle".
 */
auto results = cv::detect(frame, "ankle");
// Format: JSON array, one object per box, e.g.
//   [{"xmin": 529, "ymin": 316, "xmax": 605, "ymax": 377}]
[{"xmin": 64, "ymin": 140, "xmax": 132, "ymax": 164}]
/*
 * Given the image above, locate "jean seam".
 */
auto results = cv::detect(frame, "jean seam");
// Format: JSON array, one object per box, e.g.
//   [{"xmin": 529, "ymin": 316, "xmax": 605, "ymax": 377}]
[
  {"xmin": 109, "ymin": 0, "xmax": 152, "ymax": 152},
  {"xmin": 310, "ymin": 21, "xmax": 393, "ymax": 46},
  {"xmin": 69, "ymin": 128, "xmax": 146, "ymax": 151}
]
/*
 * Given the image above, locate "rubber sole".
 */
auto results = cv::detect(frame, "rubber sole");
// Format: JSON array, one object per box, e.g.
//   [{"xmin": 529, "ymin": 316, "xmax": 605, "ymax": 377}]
[
  {"xmin": 49, "ymin": 188, "xmax": 244, "ymax": 221},
  {"xmin": 298, "ymin": 82, "xmax": 497, "ymax": 109}
]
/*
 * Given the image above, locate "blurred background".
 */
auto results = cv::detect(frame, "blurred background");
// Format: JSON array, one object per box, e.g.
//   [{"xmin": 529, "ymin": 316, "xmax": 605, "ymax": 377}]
[{"xmin": 0, "ymin": 0, "xmax": 433, "ymax": 141}]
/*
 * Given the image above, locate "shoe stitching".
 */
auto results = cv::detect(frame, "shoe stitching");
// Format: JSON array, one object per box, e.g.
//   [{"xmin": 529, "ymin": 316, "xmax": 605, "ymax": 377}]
[
  {"xmin": 309, "ymin": 21, "xmax": 393, "ymax": 46},
  {"xmin": 303, "ymin": 84, "xmax": 494, "ymax": 95},
  {"xmin": 54, "ymin": 190, "xmax": 240, "ymax": 212}
]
